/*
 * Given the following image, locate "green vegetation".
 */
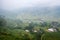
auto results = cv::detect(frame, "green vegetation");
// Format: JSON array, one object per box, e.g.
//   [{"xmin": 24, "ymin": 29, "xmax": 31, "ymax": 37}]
[
  {"xmin": 41, "ymin": 32, "xmax": 60, "ymax": 40},
  {"xmin": 0, "ymin": 15, "xmax": 60, "ymax": 40}
]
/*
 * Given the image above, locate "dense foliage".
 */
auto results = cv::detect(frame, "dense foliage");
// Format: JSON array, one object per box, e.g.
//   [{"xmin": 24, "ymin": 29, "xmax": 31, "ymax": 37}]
[
  {"xmin": 0, "ymin": 15, "xmax": 60, "ymax": 40},
  {"xmin": 41, "ymin": 32, "xmax": 60, "ymax": 40}
]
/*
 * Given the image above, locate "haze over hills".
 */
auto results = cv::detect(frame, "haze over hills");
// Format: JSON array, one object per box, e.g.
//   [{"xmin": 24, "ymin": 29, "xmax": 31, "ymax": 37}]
[
  {"xmin": 0, "ymin": 0, "xmax": 60, "ymax": 21},
  {"xmin": 0, "ymin": 6, "xmax": 60, "ymax": 21}
]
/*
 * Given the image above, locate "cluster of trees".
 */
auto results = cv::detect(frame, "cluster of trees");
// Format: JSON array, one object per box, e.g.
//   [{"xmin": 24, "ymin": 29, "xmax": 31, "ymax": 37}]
[{"xmin": 0, "ymin": 15, "xmax": 60, "ymax": 40}]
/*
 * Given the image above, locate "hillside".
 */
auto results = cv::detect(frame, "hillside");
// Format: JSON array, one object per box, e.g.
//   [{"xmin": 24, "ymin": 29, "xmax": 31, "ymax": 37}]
[{"xmin": 0, "ymin": 6, "xmax": 60, "ymax": 21}]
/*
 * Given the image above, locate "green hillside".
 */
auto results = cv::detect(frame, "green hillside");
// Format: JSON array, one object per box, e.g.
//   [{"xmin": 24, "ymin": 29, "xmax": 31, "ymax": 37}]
[{"xmin": 41, "ymin": 32, "xmax": 60, "ymax": 40}]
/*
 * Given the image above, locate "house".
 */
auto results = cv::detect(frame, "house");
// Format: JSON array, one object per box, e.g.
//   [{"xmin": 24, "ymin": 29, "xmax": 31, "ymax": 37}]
[
  {"xmin": 48, "ymin": 28, "xmax": 57, "ymax": 32},
  {"xmin": 33, "ymin": 30, "xmax": 37, "ymax": 32},
  {"xmin": 25, "ymin": 30, "xmax": 30, "ymax": 32}
]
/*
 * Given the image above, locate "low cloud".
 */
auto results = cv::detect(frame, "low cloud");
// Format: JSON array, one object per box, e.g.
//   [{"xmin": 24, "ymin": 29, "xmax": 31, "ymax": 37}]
[{"xmin": 2, "ymin": 0, "xmax": 60, "ymax": 10}]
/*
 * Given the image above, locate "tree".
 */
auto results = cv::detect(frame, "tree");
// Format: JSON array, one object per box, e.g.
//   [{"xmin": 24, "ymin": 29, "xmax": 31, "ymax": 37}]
[
  {"xmin": 0, "ymin": 15, "xmax": 6, "ymax": 26},
  {"xmin": 0, "ymin": 15, "xmax": 7, "ymax": 33}
]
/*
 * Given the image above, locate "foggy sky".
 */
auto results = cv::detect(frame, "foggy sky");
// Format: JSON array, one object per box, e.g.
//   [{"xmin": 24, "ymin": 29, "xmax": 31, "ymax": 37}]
[{"xmin": 1, "ymin": 0, "xmax": 60, "ymax": 10}]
